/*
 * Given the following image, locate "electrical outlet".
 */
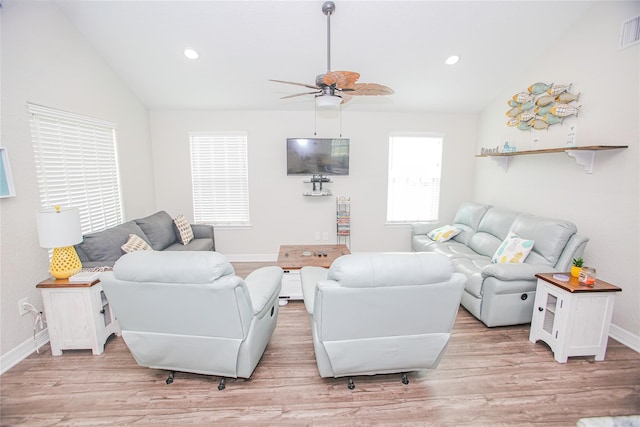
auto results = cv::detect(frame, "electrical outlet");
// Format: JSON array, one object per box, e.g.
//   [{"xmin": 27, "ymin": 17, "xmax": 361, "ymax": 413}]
[
  {"xmin": 322, "ymin": 231, "xmax": 329, "ymax": 241},
  {"xmin": 18, "ymin": 297, "xmax": 29, "ymax": 316},
  {"xmin": 314, "ymin": 231, "xmax": 320, "ymax": 241}
]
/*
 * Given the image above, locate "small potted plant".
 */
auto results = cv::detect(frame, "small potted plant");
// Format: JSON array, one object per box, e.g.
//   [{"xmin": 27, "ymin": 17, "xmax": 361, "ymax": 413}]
[{"xmin": 571, "ymin": 257, "xmax": 584, "ymax": 278}]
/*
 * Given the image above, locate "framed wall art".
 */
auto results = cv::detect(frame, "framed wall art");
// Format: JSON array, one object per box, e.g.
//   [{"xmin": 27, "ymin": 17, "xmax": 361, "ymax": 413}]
[{"xmin": 0, "ymin": 148, "xmax": 16, "ymax": 198}]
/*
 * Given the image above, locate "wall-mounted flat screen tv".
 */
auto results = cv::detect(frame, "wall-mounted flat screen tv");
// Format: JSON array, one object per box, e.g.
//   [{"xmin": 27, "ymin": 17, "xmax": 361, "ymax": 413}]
[{"xmin": 286, "ymin": 138, "xmax": 350, "ymax": 176}]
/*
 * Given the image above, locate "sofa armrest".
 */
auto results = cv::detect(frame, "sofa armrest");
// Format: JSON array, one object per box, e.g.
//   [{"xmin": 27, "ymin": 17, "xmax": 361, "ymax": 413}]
[
  {"xmin": 411, "ymin": 222, "xmax": 440, "ymax": 236},
  {"xmin": 244, "ymin": 266, "xmax": 283, "ymax": 317},
  {"xmin": 300, "ymin": 266, "xmax": 329, "ymax": 315},
  {"xmin": 191, "ymin": 224, "xmax": 215, "ymax": 249},
  {"xmin": 555, "ymin": 233, "xmax": 589, "ymax": 271},
  {"xmin": 481, "ymin": 262, "xmax": 558, "ymax": 281}
]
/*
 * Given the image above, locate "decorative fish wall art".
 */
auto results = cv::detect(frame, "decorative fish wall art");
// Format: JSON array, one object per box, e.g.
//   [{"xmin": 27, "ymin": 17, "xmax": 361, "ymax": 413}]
[{"xmin": 505, "ymin": 82, "xmax": 582, "ymax": 131}]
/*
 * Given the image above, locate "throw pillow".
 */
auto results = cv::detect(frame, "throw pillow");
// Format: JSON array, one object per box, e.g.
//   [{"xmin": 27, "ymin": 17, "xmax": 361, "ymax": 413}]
[
  {"xmin": 173, "ymin": 214, "xmax": 194, "ymax": 245},
  {"xmin": 427, "ymin": 225, "xmax": 462, "ymax": 242},
  {"xmin": 121, "ymin": 234, "xmax": 153, "ymax": 253},
  {"xmin": 492, "ymin": 232, "xmax": 534, "ymax": 263}
]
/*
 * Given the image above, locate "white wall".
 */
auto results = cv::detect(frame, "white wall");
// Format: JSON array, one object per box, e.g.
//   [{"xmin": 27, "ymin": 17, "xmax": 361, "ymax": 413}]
[
  {"xmin": 0, "ymin": 1, "xmax": 155, "ymax": 369},
  {"xmin": 476, "ymin": 2, "xmax": 639, "ymax": 342},
  {"xmin": 150, "ymin": 110, "xmax": 478, "ymax": 257}
]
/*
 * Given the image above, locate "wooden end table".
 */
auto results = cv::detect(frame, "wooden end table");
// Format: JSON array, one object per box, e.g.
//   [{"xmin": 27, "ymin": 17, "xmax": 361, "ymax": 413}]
[
  {"xmin": 529, "ymin": 272, "xmax": 621, "ymax": 363},
  {"xmin": 37, "ymin": 278, "xmax": 120, "ymax": 356},
  {"xmin": 276, "ymin": 244, "xmax": 350, "ymax": 300}
]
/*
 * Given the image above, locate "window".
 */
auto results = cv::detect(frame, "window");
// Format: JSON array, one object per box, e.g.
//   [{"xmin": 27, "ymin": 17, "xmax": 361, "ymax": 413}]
[
  {"xmin": 189, "ymin": 132, "xmax": 250, "ymax": 226},
  {"xmin": 387, "ymin": 134, "xmax": 443, "ymax": 223},
  {"xmin": 29, "ymin": 104, "xmax": 123, "ymax": 234}
]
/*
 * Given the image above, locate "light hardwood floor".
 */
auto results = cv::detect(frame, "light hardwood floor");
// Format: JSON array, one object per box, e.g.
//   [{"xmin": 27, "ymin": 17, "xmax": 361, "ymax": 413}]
[{"xmin": 2, "ymin": 263, "xmax": 638, "ymax": 426}]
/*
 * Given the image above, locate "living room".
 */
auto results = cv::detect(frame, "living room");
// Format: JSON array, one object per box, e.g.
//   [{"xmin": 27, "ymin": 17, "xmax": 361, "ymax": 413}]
[{"xmin": 1, "ymin": 0, "xmax": 638, "ymax": 424}]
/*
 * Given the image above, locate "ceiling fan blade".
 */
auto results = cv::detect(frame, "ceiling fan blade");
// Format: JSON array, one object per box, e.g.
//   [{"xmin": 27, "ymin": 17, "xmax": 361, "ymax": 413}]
[
  {"xmin": 323, "ymin": 70, "xmax": 360, "ymax": 89},
  {"xmin": 269, "ymin": 79, "xmax": 320, "ymax": 90},
  {"xmin": 346, "ymin": 83, "xmax": 395, "ymax": 96},
  {"xmin": 340, "ymin": 93, "xmax": 353, "ymax": 104},
  {"xmin": 280, "ymin": 90, "xmax": 322, "ymax": 99}
]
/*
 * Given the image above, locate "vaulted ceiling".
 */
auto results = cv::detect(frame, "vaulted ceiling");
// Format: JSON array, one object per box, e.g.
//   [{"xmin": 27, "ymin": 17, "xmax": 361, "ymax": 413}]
[{"xmin": 53, "ymin": 1, "xmax": 594, "ymax": 113}]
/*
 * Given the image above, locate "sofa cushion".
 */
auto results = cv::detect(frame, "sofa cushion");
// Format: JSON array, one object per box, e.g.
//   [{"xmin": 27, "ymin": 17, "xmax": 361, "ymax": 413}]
[
  {"xmin": 509, "ymin": 214, "xmax": 577, "ymax": 267},
  {"xmin": 113, "ymin": 251, "xmax": 234, "ymax": 284},
  {"xmin": 328, "ymin": 252, "xmax": 453, "ymax": 288},
  {"xmin": 427, "ymin": 225, "xmax": 462, "ymax": 242},
  {"xmin": 78, "ymin": 221, "xmax": 148, "ymax": 263},
  {"xmin": 467, "ymin": 207, "xmax": 519, "ymax": 257},
  {"xmin": 452, "ymin": 257, "xmax": 491, "ymax": 297},
  {"xmin": 451, "ymin": 202, "xmax": 492, "ymax": 245},
  {"xmin": 173, "ymin": 214, "xmax": 194, "ymax": 245},
  {"xmin": 121, "ymin": 234, "xmax": 153, "ymax": 253},
  {"xmin": 164, "ymin": 238, "xmax": 214, "ymax": 252},
  {"xmin": 135, "ymin": 211, "xmax": 176, "ymax": 251},
  {"xmin": 492, "ymin": 232, "xmax": 534, "ymax": 264}
]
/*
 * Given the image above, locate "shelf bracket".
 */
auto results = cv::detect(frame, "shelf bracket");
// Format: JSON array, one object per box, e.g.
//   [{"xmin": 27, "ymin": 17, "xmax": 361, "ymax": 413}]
[
  {"xmin": 566, "ymin": 150, "xmax": 596, "ymax": 174},
  {"xmin": 489, "ymin": 156, "xmax": 509, "ymax": 172}
]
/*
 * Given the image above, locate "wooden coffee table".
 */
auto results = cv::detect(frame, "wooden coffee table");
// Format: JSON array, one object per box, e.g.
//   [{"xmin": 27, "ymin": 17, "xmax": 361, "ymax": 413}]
[{"xmin": 277, "ymin": 244, "xmax": 350, "ymax": 301}]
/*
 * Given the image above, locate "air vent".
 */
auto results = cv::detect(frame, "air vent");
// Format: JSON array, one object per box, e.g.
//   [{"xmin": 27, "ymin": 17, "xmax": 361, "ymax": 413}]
[{"xmin": 620, "ymin": 16, "xmax": 640, "ymax": 49}]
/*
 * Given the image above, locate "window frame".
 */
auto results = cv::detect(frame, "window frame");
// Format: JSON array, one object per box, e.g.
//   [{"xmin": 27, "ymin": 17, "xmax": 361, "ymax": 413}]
[
  {"xmin": 189, "ymin": 131, "xmax": 251, "ymax": 227},
  {"xmin": 386, "ymin": 132, "xmax": 443, "ymax": 225},
  {"xmin": 29, "ymin": 103, "xmax": 124, "ymax": 235}
]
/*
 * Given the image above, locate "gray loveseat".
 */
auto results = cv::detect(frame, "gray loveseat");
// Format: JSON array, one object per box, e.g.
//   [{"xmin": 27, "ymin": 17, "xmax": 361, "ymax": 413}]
[
  {"xmin": 412, "ymin": 202, "xmax": 589, "ymax": 327},
  {"xmin": 74, "ymin": 211, "xmax": 215, "ymax": 268}
]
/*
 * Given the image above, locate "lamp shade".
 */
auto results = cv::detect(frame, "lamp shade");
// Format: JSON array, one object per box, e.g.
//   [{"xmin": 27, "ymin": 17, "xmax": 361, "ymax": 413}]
[
  {"xmin": 316, "ymin": 94, "xmax": 342, "ymax": 109},
  {"xmin": 36, "ymin": 206, "xmax": 82, "ymax": 248}
]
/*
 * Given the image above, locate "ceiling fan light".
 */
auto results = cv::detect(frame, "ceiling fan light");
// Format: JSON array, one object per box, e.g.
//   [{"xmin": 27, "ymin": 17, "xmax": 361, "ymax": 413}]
[{"xmin": 316, "ymin": 94, "xmax": 342, "ymax": 108}]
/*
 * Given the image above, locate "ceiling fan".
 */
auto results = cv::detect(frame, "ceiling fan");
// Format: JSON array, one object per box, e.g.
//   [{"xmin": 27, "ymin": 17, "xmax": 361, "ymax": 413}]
[{"xmin": 269, "ymin": 1, "xmax": 394, "ymax": 107}]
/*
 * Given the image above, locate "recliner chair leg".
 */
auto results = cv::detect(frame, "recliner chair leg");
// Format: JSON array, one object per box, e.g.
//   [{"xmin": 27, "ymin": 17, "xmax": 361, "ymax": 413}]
[
  {"xmin": 347, "ymin": 377, "xmax": 355, "ymax": 390},
  {"xmin": 401, "ymin": 372, "xmax": 409, "ymax": 385},
  {"xmin": 166, "ymin": 371, "xmax": 175, "ymax": 384},
  {"xmin": 218, "ymin": 377, "xmax": 226, "ymax": 391}
]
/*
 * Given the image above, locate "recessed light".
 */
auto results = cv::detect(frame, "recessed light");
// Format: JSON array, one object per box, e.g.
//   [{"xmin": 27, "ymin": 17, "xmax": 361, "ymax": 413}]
[
  {"xmin": 445, "ymin": 55, "xmax": 459, "ymax": 65},
  {"xmin": 184, "ymin": 48, "xmax": 199, "ymax": 60}
]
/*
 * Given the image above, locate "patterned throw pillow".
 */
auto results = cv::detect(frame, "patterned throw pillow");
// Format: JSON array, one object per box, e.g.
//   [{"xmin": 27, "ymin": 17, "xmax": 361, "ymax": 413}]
[
  {"xmin": 492, "ymin": 232, "xmax": 534, "ymax": 263},
  {"xmin": 121, "ymin": 234, "xmax": 153, "ymax": 253},
  {"xmin": 173, "ymin": 214, "xmax": 194, "ymax": 245},
  {"xmin": 427, "ymin": 225, "xmax": 462, "ymax": 242}
]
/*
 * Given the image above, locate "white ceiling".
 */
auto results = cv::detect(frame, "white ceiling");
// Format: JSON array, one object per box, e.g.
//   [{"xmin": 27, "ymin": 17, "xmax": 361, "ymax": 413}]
[{"xmin": 53, "ymin": 0, "xmax": 595, "ymax": 113}]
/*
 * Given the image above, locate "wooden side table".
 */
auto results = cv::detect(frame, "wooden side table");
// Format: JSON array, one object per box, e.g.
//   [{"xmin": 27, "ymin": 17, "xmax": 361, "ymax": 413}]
[
  {"xmin": 37, "ymin": 278, "xmax": 120, "ymax": 356},
  {"xmin": 529, "ymin": 272, "xmax": 621, "ymax": 363},
  {"xmin": 277, "ymin": 244, "xmax": 350, "ymax": 301}
]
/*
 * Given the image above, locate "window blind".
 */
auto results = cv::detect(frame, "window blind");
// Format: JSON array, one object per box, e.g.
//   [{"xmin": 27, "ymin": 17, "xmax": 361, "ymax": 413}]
[
  {"xmin": 387, "ymin": 134, "xmax": 443, "ymax": 223},
  {"xmin": 189, "ymin": 132, "xmax": 250, "ymax": 226},
  {"xmin": 29, "ymin": 103, "xmax": 123, "ymax": 234}
]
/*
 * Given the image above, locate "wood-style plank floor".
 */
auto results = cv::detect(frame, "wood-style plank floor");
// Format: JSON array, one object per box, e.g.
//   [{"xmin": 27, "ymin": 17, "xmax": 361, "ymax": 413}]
[{"xmin": 2, "ymin": 263, "xmax": 639, "ymax": 426}]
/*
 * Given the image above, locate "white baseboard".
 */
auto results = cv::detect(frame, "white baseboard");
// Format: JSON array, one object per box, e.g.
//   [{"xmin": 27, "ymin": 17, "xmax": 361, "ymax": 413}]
[
  {"xmin": 609, "ymin": 324, "xmax": 640, "ymax": 353},
  {"xmin": 225, "ymin": 253, "xmax": 277, "ymax": 262},
  {"xmin": 0, "ymin": 329, "xmax": 49, "ymax": 375}
]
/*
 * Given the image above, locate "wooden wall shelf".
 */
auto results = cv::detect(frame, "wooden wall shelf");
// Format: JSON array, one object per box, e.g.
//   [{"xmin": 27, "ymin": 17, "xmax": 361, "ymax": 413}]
[{"xmin": 476, "ymin": 145, "xmax": 628, "ymax": 173}]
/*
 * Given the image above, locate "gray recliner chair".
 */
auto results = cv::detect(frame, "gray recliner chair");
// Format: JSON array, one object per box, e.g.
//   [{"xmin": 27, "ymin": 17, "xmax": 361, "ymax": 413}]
[
  {"xmin": 300, "ymin": 252, "xmax": 465, "ymax": 389},
  {"xmin": 99, "ymin": 251, "xmax": 283, "ymax": 389}
]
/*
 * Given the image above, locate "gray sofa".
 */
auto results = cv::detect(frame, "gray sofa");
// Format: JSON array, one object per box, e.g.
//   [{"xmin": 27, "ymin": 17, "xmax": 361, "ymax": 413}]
[
  {"xmin": 74, "ymin": 211, "xmax": 215, "ymax": 268},
  {"xmin": 412, "ymin": 202, "xmax": 589, "ymax": 327}
]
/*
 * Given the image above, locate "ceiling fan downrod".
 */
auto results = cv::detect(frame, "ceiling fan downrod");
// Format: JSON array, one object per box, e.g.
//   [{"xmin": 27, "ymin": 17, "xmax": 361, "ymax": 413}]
[{"xmin": 322, "ymin": 1, "xmax": 335, "ymax": 73}]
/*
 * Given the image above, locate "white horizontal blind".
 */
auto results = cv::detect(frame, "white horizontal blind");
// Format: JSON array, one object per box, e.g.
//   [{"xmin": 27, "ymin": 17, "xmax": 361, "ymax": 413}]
[
  {"xmin": 190, "ymin": 132, "xmax": 250, "ymax": 226},
  {"xmin": 387, "ymin": 134, "xmax": 443, "ymax": 223},
  {"xmin": 29, "ymin": 104, "xmax": 123, "ymax": 234}
]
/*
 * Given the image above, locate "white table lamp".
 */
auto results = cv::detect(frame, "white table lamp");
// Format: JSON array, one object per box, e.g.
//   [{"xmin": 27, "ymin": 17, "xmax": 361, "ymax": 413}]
[{"xmin": 37, "ymin": 206, "xmax": 83, "ymax": 279}]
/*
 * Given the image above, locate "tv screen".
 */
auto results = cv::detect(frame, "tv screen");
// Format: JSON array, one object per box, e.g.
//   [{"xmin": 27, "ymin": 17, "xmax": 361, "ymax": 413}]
[{"xmin": 286, "ymin": 138, "xmax": 350, "ymax": 176}]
